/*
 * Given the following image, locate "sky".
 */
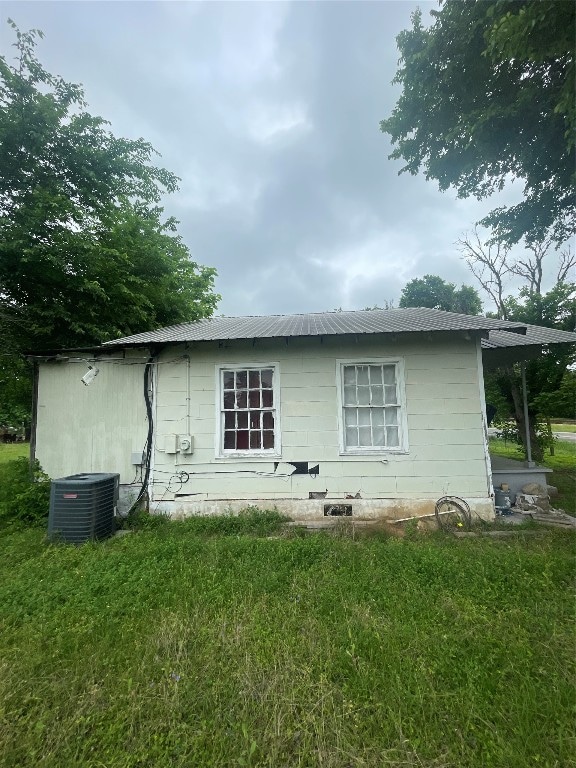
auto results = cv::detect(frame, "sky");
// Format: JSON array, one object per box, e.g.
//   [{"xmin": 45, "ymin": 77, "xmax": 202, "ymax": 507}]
[{"xmin": 1, "ymin": 1, "xmax": 528, "ymax": 317}]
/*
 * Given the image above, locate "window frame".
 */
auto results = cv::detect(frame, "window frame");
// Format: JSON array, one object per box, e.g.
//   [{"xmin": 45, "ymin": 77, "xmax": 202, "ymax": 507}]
[
  {"xmin": 335, "ymin": 357, "xmax": 409, "ymax": 455},
  {"xmin": 215, "ymin": 362, "xmax": 281, "ymax": 459}
]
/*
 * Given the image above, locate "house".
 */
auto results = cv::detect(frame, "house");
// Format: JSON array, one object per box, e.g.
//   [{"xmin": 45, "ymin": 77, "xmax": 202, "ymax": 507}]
[{"xmin": 30, "ymin": 308, "xmax": 576, "ymax": 523}]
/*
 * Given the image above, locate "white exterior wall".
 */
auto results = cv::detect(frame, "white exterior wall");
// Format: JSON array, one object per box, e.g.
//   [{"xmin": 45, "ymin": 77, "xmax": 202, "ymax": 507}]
[
  {"xmin": 151, "ymin": 334, "xmax": 493, "ymax": 519},
  {"xmin": 35, "ymin": 353, "xmax": 148, "ymax": 483},
  {"xmin": 34, "ymin": 334, "xmax": 493, "ymax": 520}
]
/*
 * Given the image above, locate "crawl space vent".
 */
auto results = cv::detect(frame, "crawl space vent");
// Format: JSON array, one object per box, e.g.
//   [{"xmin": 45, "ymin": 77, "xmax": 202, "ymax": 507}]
[{"xmin": 324, "ymin": 504, "xmax": 353, "ymax": 517}]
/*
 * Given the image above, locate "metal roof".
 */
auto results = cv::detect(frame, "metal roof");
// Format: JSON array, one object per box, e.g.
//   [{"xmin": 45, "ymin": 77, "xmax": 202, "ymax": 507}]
[
  {"xmin": 103, "ymin": 308, "xmax": 528, "ymax": 347},
  {"xmin": 482, "ymin": 324, "xmax": 576, "ymax": 349}
]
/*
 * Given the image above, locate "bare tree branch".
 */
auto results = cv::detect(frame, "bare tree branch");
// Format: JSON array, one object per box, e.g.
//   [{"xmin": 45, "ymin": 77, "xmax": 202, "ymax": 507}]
[
  {"xmin": 557, "ymin": 246, "xmax": 576, "ymax": 283},
  {"xmin": 457, "ymin": 228, "xmax": 512, "ymax": 319},
  {"xmin": 509, "ymin": 240, "xmax": 550, "ymax": 295}
]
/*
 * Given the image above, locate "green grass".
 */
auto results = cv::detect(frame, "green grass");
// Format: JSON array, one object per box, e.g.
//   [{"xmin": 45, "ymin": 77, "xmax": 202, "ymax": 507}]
[
  {"xmin": 489, "ymin": 437, "xmax": 576, "ymax": 515},
  {"xmin": 0, "ymin": 517, "xmax": 574, "ymax": 768},
  {"xmin": 0, "ymin": 443, "xmax": 28, "ymax": 464},
  {"xmin": 551, "ymin": 423, "xmax": 576, "ymax": 433}
]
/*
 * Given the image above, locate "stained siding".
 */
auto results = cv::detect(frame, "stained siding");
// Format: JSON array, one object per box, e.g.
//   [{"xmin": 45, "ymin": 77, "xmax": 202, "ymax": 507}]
[
  {"xmin": 35, "ymin": 355, "xmax": 147, "ymax": 482},
  {"xmin": 152, "ymin": 335, "xmax": 490, "ymax": 501}
]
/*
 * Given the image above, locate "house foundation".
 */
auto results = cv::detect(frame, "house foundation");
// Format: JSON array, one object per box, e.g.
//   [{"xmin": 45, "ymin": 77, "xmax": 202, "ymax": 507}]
[{"xmin": 130, "ymin": 493, "xmax": 495, "ymax": 523}]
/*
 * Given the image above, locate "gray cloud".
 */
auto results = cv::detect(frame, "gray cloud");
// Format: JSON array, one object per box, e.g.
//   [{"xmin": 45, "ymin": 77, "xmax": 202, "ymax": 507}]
[{"xmin": 1, "ymin": 1, "xmax": 531, "ymax": 317}]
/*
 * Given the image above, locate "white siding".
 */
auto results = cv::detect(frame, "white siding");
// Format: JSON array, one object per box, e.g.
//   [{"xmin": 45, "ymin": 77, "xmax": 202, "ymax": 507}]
[
  {"xmin": 35, "ymin": 354, "xmax": 148, "ymax": 482},
  {"xmin": 152, "ymin": 334, "xmax": 490, "ymax": 502}
]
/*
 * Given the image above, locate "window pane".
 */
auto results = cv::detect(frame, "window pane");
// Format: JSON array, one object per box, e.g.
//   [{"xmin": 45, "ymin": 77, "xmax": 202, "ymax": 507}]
[
  {"xmin": 343, "ymin": 366, "xmax": 356, "ymax": 385},
  {"xmin": 221, "ymin": 367, "xmax": 277, "ymax": 453},
  {"xmin": 386, "ymin": 427, "xmax": 399, "ymax": 447},
  {"xmin": 359, "ymin": 426, "xmax": 372, "ymax": 446},
  {"xmin": 372, "ymin": 408, "xmax": 385, "ymax": 427},
  {"xmin": 344, "ymin": 408, "xmax": 357, "ymax": 427},
  {"xmin": 236, "ymin": 391, "xmax": 247, "ymax": 409},
  {"xmin": 261, "ymin": 369, "xmax": 273, "ymax": 388},
  {"xmin": 263, "ymin": 430, "xmax": 274, "ymax": 449},
  {"xmin": 384, "ymin": 385, "xmax": 397, "ymax": 405},
  {"xmin": 346, "ymin": 427, "xmax": 358, "ymax": 447},
  {"xmin": 383, "ymin": 366, "xmax": 396, "ymax": 385},
  {"xmin": 357, "ymin": 386, "xmax": 370, "ymax": 406},
  {"xmin": 358, "ymin": 409, "xmax": 370, "ymax": 427},
  {"xmin": 371, "ymin": 385, "xmax": 384, "ymax": 406},
  {"xmin": 343, "ymin": 386, "xmax": 356, "ymax": 406},
  {"xmin": 385, "ymin": 408, "xmax": 398, "ymax": 426},
  {"xmin": 373, "ymin": 426, "xmax": 385, "ymax": 446},
  {"xmin": 369, "ymin": 366, "xmax": 382, "ymax": 385},
  {"xmin": 357, "ymin": 366, "xmax": 369, "ymax": 385}
]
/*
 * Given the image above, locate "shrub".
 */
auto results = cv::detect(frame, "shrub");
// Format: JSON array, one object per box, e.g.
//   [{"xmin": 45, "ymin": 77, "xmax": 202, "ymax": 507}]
[
  {"xmin": 494, "ymin": 418, "xmax": 556, "ymax": 457},
  {"xmin": 0, "ymin": 457, "xmax": 51, "ymax": 527}
]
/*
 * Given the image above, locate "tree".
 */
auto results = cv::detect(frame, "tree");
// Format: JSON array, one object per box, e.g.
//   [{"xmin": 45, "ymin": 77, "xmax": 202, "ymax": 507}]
[
  {"xmin": 381, "ymin": 1, "xmax": 575, "ymax": 248},
  {"xmin": 459, "ymin": 230, "xmax": 575, "ymax": 460},
  {"xmin": 0, "ymin": 23, "xmax": 220, "ymax": 423},
  {"xmin": 399, "ymin": 274, "xmax": 482, "ymax": 315},
  {"xmin": 0, "ymin": 22, "xmax": 219, "ymax": 351}
]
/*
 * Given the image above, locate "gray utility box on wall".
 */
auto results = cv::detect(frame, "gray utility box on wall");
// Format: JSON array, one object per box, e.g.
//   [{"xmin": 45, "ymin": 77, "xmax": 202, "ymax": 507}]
[{"xmin": 48, "ymin": 473, "xmax": 120, "ymax": 543}]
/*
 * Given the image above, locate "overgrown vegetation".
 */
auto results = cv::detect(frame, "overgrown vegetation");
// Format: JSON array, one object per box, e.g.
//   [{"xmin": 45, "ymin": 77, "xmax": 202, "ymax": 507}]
[
  {"xmin": 0, "ymin": 455, "xmax": 50, "ymax": 528},
  {"xmin": 0, "ymin": 520, "xmax": 574, "ymax": 767}
]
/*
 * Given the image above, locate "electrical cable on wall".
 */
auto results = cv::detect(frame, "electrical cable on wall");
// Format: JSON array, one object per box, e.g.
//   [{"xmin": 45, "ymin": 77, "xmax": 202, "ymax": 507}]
[{"xmin": 127, "ymin": 356, "xmax": 155, "ymax": 515}]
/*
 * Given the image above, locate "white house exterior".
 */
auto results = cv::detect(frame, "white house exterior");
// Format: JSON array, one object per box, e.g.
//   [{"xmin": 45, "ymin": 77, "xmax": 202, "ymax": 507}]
[{"xmin": 32, "ymin": 308, "xmax": 575, "ymax": 523}]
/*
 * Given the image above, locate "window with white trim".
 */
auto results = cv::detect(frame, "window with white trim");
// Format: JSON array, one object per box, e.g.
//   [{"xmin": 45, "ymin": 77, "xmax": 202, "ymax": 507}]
[
  {"xmin": 338, "ymin": 361, "xmax": 406, "ymax": 452},
  {"xmin": 217, "ymin": 365, "xmax": 279, "ymax": 456}
]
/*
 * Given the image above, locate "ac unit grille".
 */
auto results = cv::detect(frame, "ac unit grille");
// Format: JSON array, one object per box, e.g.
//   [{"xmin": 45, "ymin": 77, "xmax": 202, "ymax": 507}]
[{"xmin": 48, "ymin": 473, "xmax": 119, "ymax": 543}]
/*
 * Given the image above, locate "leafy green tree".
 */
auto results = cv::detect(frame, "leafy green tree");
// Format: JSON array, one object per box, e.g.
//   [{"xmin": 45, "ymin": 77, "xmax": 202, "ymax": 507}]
[
  {"xmin": 0, "ymin": 22, "xmax": 220, "ymax": 424},
  {"xmin": 0, "ymin": 22, "xmax": 219, "ymax": 350},
  {"xmin": 484, "ymin": 280, "xmax": 575, "ymax": 460},
  {"xmin": 381, "ymin": 0, "xmax": 575, "ymax": 247},
  {"xmin": 399, "ymin": 274, "xmax": 482, "ymax": 315}
]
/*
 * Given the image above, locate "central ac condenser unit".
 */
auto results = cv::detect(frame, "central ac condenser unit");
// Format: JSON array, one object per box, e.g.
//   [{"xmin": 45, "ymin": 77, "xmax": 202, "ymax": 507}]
[{"xmin": 48, "ymin": 473, "xmax": 119, "ymax": 543}]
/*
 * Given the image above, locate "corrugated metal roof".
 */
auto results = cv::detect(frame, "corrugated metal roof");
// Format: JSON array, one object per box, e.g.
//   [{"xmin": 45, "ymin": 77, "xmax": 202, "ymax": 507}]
[
  {"xmin": 103, "ymin": 308, "xmax": 528, "ymax": 347},
  {"xmin": 482, "ymin": 324, "xmax": 576, "ymax": 349}
]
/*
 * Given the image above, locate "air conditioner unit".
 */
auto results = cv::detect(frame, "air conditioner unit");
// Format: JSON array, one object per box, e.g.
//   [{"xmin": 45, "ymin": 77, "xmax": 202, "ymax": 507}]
[{"xmin": 48, "ymin": 473, "xmax": 119, "ymax": 543}]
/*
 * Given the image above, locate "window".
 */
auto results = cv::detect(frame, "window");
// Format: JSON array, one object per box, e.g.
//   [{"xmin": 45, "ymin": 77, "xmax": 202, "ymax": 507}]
[
  {"xmin": 337, "ymin": 360, "xmax": 407, "ymax": 453},
  {"xmin": 217, "ymin": 365, "xmax": 280, "ymax": 456}
]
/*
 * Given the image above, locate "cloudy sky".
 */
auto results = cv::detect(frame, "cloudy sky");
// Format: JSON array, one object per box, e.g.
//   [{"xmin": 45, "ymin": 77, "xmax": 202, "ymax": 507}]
[{"xmin": 1, "ymin": 1, "xmax": 524, "ymax": 317}]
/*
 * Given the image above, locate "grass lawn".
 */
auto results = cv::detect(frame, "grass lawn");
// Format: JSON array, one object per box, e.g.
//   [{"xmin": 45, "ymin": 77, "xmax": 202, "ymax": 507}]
[
  {"xmin": 489, "ymin": 437, "xmax": 576, "ymax": 516},
  {"xmin": 0, "ymin": 514, "xmax": 575, "ymax": 768},
  {"xmin": 551, "ymin": 423, "xmax": 576, "ymax": 433},
  {"xmin": 0, "ymin": 443, "xmax": 28, "ymax": 464}
]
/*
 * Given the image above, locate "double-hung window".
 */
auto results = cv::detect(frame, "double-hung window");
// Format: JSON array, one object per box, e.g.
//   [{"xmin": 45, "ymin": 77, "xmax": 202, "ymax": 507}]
[
  {"xmin": 338, "ymin": 360, "xmax": 407, "ymax": 453},
  {"xmin": 217, "ymin": 364, "xmax": 280, "ymax": 456}
]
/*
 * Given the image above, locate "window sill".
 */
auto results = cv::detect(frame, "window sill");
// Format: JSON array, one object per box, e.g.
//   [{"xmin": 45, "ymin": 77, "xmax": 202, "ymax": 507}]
[
  {"xmin": 339, "ymin": 449, "xmax": 409, "ymax": 457},
  {"xmin": 215, "ymin": 452, "xmax": 282, "ymax": 461}
]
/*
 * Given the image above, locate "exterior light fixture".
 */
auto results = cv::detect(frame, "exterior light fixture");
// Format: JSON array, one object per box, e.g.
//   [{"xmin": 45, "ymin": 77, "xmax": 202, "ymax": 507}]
[{"xmin": 81, "ymin": 365, "xmax": 99, "ymax": 386}]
